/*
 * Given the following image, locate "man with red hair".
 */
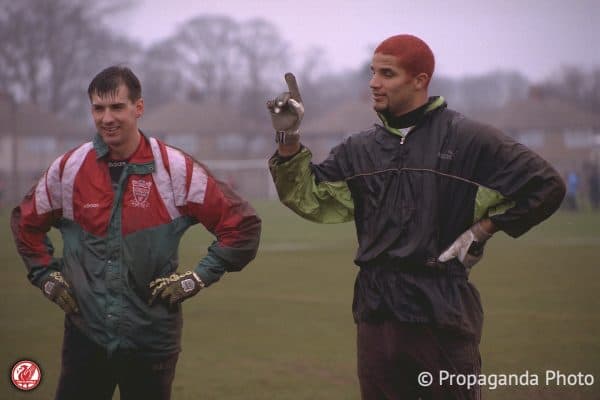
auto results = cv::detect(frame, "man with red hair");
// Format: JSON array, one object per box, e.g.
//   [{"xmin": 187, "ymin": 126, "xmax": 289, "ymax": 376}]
[{"xmin": 267, "ymin": 34, "xmax": 565, "ymax": 399}]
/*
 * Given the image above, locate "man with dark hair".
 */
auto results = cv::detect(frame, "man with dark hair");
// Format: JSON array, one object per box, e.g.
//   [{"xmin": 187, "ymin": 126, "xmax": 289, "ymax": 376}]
[
  {"xmin": 12, "ymin": 65, "xmax": 262, "ymax": 400},
  {"xmin": 88, "ymin": 65, "xmax": 142, "ymax": 103},
  {"xmin": 267, "ymin": 34, "xmax": 565, "ymax": 399}
]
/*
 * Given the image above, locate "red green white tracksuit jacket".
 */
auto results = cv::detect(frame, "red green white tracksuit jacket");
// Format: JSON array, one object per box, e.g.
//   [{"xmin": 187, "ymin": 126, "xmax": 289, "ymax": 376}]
[{"xmin": 11, "ymin": 133, "xmax": 261, "ymax": 356}]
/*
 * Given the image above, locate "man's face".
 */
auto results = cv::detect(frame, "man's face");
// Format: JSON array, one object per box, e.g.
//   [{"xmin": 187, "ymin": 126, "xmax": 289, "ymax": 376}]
[
  {"xmin": 90, "ymin": 84, "xmax": 143, "ymax": 149},
  {"xmin": 369, "ymin": 53, "xmax": 422, "ymax": 116}
]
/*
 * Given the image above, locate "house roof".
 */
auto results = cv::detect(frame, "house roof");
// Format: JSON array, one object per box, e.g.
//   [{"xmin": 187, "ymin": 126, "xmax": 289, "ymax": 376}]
[
  {"xmin": 0, "ymin": 94, "xmax": 89, "ymax": 138},
  {"xmin": 476, "ymin": 96, "xmax": 600, "ymax": 132},
  {"xmin": 279, "ymin": 95, "xmax": 600, "ymax": 138},
  {"xmin": 302, "ymin": 98, "xmax": 379, "ymax": 136},
  {"xmin": 140, "ymin": 101, "xmax": 246, "ymax": 135}
]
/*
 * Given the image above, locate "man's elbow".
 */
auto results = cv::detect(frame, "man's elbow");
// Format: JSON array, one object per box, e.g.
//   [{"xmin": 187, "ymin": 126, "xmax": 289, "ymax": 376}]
[
  {"xmin": 547, "ymin": 175, "xmax": 567, "ymax": 215},
  {"xmin": 224, "ymin": 217, "xmax": 262, "ymax": 272}
]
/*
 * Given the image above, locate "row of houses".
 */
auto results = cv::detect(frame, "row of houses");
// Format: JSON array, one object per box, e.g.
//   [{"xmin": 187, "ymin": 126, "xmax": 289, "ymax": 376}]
[
  {"xmin": 140, "ymin": 94, "xmax": 600, "ymax": 171},
  {"xmin": 0, "ymin": 93, "xmax": 91, "ymax": 204},
  {"xmin": 1, "ymin": 91, "xmax": 599, "ymax": 204}
]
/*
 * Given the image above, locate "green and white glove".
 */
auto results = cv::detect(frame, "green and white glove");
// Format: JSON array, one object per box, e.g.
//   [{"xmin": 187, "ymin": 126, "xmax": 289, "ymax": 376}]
[
  {"xmin": 148, "ymin": 271, "xmax": 205, "ymax": 307},
  {"xmin": 438, "ymin": 222, "xmax": 493, "ymax": 272},
  {"xmin": 267, "ymin": 72, "xmax": 304, "ymax": 145},
  {"xmin": 41, "ymin": 271, "xmax": 79, "ymax": 314}
]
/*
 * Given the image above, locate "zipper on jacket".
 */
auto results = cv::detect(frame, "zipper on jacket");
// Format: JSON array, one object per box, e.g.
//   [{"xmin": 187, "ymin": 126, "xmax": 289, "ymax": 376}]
[
  {"xmin": 398, "ymin": 126, "xmax": 413, "ymax": 145},
  {"xmin": 398, "ymin": 131, "xmax": 410, "ymax": 145}
]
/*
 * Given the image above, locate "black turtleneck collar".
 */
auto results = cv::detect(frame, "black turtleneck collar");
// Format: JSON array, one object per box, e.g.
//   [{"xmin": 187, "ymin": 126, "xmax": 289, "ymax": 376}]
[{"xmin": 380, "ymin": 96, "xmax": 439, "ymax": 129}]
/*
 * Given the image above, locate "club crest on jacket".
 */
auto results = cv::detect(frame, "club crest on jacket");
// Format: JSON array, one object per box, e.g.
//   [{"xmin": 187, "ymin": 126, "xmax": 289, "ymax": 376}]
[{"xmin": 131, "ymin": 179, "xmax": 152, "ymax": 208}]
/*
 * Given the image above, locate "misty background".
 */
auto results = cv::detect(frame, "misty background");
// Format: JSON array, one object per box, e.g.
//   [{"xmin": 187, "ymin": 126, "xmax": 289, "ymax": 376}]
[
  {"xmin": 0, "ymin": 0, "xmax": 599, "ymax": 206},
  {"xmin": 1, "ymin": 4, "xmax": 599, "ymax": 400}
]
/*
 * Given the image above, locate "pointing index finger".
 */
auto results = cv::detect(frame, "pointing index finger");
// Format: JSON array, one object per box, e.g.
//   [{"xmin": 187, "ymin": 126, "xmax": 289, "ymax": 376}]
[{"xmin": 284, "ymin": 72, "xmax": 302, "ymax": 102}]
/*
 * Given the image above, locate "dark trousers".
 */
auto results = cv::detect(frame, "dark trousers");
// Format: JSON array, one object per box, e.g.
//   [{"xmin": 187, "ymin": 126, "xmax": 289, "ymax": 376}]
[
  {"xmin": 357, "ymin": 320, "xmax": 481, "ymax": 400},
  {"xmin": 55, "ymin": 321, "xmax": 178, "ymax": 400}
]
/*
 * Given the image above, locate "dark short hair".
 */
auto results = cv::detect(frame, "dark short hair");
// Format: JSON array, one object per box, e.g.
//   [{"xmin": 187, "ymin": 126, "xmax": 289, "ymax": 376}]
[
  {"xmin": 374, "ymin": 34, "xmax": 435, "ymax": 87},
  {"xmin": 87, "ymin": 65, "xmax": 142, "ymax": 102}
]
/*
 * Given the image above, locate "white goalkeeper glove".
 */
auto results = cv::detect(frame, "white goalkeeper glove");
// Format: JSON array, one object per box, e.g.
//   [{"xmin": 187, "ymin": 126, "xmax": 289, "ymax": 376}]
[
  {"xmin": 438, "ymin": 221, "xmax": 493, "ymax": 272},
  {"xmin": 267, "ymin": 72, "xmax": 304, "ymax": 145}
]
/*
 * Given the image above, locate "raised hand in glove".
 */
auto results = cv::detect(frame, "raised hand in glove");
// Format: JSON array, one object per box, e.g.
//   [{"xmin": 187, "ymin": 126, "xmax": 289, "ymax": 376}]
[
  {"xmin": 148, "ymin": 271, "xmax": 205, "ymax": 307},
  {"xmin": 41, "ymin": 271, "xmax": 79, "ymax": 314},
  {"xmin": 438, "ymin": 221, "xmax": 493, "ymax": 272},
  {"xmin": 266, "ymin": 72, "xmax": 304, "ymax": 145}
]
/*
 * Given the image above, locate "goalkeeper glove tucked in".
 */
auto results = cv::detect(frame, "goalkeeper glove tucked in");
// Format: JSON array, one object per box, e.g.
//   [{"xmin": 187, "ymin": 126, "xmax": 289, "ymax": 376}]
[
  {"xmin": 148, "ymin": 271, "xmax": 205, "ymax": 307},
  {"xmin": 438, "ymin": 221, "xmax": 493, "ymax": 273},
  {"xmin": 41, "ymin": 271, "xmax": 79, "ymax": 314}
]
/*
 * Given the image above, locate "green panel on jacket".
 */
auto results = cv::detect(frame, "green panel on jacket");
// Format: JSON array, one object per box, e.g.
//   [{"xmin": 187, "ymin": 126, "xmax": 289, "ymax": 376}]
[
  {"xmin": 269, "ymin": 148, "xmax": 354, "ymax": 224},
  {"xmin": 474, "ymin": 186, "xmax": 516, "ymax": 223}
]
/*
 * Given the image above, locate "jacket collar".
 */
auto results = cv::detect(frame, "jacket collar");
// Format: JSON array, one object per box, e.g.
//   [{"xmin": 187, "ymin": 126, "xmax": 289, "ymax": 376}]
[
  {"xmin": 93, "ymin": 131, "xmax": 155, "ymax": 165},
  {"xmin": 377, "ymin": 96, "xmax": 446, "ymax": 138}
]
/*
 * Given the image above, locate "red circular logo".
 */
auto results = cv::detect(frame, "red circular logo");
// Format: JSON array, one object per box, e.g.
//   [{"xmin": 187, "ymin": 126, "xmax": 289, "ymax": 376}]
[{"xmin": 11, "ymin": 360, "xmax": 42, "ymax": 391}]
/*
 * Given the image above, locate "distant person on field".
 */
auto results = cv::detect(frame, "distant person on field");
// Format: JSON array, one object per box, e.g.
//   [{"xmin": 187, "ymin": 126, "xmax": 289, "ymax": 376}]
[
  {"xmin": 11, "ymin": 66, "xmax": 261, "ymax": 400},
  {"xmin": 588, "ymin": 164, "xmax": 600, "ymax": 210},
  {"xmin": 0, "ymin": 175, "xmax": 5, "ymax": 210},
  {"xmin": 564, "ymin": 170, "xmax": 579, "ymax": 210},
  {"xmin": 266, "ymin": 34, "xmax": 565, "ymax": 399}
]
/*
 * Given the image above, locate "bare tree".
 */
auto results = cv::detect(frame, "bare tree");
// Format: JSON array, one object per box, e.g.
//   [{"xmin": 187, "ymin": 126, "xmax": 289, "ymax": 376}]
[
  {"xmin": 237, "ymin": 18, "xmax": 288, "ymax": 91},
  {"xmin": 134, "ymin": 15, "xmax": 291, "ymax": 129},
  {"xmin": 171, "ymin": 15, "xmax": 241, "ymax": 104},
  {"xmin": 294, "ymin": 46, "xmax": 330, "ymax": 117},
  {"xmin": 138, "ymin": 38, "xmax": 186, "ymax": 110},
  {"xmin": 540, "ymin": 66, "xmax": 600, "ymax": 114},
  {"xmin": 0, "ymin": 0, "xmax": 140, "ymax": 120},
  {"xmin": 236, "ymin": 18, "xmax": 289, "ymax": 124},
  {"xmin": 140, "ymin": 15, "xmax": 288, "ymax": 111},
  {"xmin": 0, "ymin": 1, "xmax": 47, "ymax": 104}
]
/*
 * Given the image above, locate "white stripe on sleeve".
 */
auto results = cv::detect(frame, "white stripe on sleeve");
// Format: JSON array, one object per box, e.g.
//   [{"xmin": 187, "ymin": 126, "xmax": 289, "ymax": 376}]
[
  {"xmin": 187, "ymin": 163, "xmax": 208, "ymax": 204},
  {"xmin": 149, "ymin": 138, "xmax": 180, "ymax": 219},
  {"xmin": 165, "ymin": 146, "xmax": 187, "ymax": 207},
  {"xmin": 61, "ymin": 142, "xmax": 94, "ymax": 220}
]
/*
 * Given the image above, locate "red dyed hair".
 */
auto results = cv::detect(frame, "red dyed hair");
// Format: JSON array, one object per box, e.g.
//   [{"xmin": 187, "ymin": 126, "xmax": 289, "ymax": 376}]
[{"xmin": 374, "ymin": 34, "xmax": 435, "ymax": 84}]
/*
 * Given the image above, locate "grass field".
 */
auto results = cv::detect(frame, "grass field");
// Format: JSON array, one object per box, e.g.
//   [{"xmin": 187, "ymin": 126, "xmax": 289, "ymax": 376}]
[{"xmin": 1, "ymin": 202, "xmax": 599, "ymax": 399}]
